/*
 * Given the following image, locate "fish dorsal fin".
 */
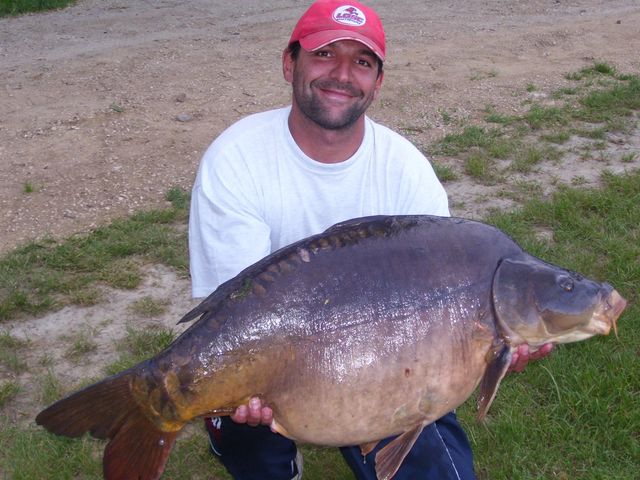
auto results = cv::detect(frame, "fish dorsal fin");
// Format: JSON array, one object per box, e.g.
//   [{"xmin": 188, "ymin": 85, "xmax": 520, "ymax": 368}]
[
  {"xmin": 180, "ymin": 215, "xmax": 423, "ymax": 325},
  {"xmin": 477, "ymin": 343, "xmax": 512, "ymax": 421},
  {"xmin": 177, "ymin": 274, "xmax": 247, "ymax": 324},
  {"xmin": 178, "ymin": 218, "xmax": 390, "ymax": 325},
  {"xmin": 375, "ymin": 423, "xmax": 424, "ymax": 480},
  {"xmin": 323, "ymin": 215, "xmax": 392, "ymax": 233},
  {"xmin": 359, "ymin": 440, "xmax": 379, "ymax": 457}
]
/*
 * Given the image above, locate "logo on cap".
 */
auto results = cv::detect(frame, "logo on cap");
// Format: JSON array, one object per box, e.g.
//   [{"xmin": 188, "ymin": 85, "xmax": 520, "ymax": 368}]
[{"xmin": 332, "ymin": 6, "xmax": 366, "ymax": 27}]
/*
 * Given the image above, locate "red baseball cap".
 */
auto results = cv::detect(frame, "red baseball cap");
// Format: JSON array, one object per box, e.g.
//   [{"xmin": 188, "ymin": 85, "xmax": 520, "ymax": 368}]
[{"xmin": 288, "ymin": 1, "xmax": 386, "ymax": 62}]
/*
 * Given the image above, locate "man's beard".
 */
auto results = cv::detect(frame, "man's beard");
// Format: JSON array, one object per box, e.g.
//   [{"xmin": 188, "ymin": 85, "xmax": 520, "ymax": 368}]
[{"xmin": 292, "ymin": 75, "xmax": 375, "ymax": 130}]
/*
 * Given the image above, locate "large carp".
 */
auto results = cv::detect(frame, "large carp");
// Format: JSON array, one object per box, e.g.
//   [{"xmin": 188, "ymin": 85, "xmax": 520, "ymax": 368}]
[{"xmin": 36, "ymin": 215, "xmax": 626, "ymax": 480}]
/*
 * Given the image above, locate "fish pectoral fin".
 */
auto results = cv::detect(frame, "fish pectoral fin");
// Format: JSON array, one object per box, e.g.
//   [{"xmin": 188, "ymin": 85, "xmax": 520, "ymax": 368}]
[
  {"xmin": 374, "ymin": 424, "xmax": 424, "ymax": 480},
  {"xmin": 270, "ymin": 418, "xmax": 294, "ymax": 440},
  {"xmin": 359, "ymin": 440, "xmax": 379, "ymax": 457},
  {"xmin": 477, "ymin": 343, "xmax": 512, "ymax": 421}
]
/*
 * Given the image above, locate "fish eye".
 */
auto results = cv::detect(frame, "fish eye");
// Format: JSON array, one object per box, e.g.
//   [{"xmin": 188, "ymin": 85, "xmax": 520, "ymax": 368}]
[{"xmin": 558, "ymin": 276, "xmax": 574, "ymax": 292}]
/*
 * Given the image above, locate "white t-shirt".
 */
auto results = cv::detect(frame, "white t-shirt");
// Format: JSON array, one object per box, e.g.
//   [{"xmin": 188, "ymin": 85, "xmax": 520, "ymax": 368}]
[{"xmin": 189, "ymin": 107, "xmax": 449, "ymax": 298}]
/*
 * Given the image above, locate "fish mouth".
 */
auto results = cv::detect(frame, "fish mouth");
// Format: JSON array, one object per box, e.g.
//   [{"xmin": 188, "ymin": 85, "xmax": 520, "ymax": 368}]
[{"xmin": 592, "ymin": 288, "xmax": 627, "ymax": 337}]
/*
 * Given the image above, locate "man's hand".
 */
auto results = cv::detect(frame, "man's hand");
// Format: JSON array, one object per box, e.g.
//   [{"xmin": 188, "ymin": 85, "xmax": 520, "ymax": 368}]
[
  {"xmin": 509, "ymin": 343, "xmax": 554, "ymax": 373},
  {"xmin": 231, "ymin": 397, "xmax": 274, "ymax": 428}
]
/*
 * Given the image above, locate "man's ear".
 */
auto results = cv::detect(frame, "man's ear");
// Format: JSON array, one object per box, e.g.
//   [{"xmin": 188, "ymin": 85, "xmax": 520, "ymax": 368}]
[
  {"xmin": 373, "ymin": 70, "xmax": 384, "ymax": 99},
  {"xmin": 282, "ymin": 48, "xmax": 294, "ymax": 83}
]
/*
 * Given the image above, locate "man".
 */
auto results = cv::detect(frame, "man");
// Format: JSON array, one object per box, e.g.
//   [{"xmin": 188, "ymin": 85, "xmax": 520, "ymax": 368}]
[{"xmin": 189, "ymin": 1, "xmax": 551, "ymax": 479}]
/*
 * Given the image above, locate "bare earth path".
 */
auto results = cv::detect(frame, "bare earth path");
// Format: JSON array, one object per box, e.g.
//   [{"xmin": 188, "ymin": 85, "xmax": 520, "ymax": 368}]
[
  {"xmin": 0, "ymin": 0, "xmax": 639, "ymax": 452},
  {"xmin": 2, "ymin": 0, "xmax": 640, "ymax": 252}
]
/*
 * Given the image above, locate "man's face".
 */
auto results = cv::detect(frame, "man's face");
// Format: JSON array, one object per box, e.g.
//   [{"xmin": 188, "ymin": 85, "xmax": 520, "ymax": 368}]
[{"xmin": 284, "ymin": 40, "xmax": 383, "ymax": 130}]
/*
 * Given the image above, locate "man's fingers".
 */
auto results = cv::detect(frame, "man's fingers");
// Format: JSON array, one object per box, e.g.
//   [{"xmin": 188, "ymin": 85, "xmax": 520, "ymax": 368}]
[
  {"xmin": 530, "ymin": 343, "xmax": 554, "ymax": 360},
  {"xmin": 231, "ymin": 397, "xmax": 274, "ymax": 426},
  {"xmin": 246, "ymin": 397, "xmax": 263, "ymax": 426},
  {"xmin": 231, "ymin": 404, "xmax": 248, "ymax": 423},
  {"xmin": 261, "ymin": 406, "xmax": 274, "ymax": 426},
  {"xmin": 509, "ymin": 344, "xmax": 529, "ymax": 373},
  {"xmin": 508, "ymin": 343, "xmax": 554, "ymax": 373}
]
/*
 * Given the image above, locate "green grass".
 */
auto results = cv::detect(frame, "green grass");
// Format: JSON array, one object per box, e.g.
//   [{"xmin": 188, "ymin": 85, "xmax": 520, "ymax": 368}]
[
  {"xmin": 128, "ymin": 296, "xmax": 170, "ymax": 318},
  {"xmin": 431, "ymin": 160, "xmax": 458, "ymax": 182},
  {"xmin": 511, "ymin": 146, "xmax": 544, "ymax": 173},
  {"xmin": 576, "ymin": 76, "xmax": 640, "ymax": 123},
  {"xmin": 485, "ymin": 111, "xmax": 514, "ymax": 125},
  {"xmin": 565, "ymin": 62, "xmax": 618, "ymax": 81},
  {"xmin": 104, "ymin": 325, "xmax": 175, "ymax": 375},
  {"xmin": 541, "ymin": 130, "xmax": 571, "ymax": 144},
  {"xmin": 39, "ymin": 369, "xmax": 66, "ymax": 405},
  {"xmin": 525, "ymin": 104, "xmax": 570, "ymax": 130},
  {"xmin": 437, "ymin": 126, "xmax": 508, "ymax": 156},
  {"xmin": 0, "ymin": 421, "xmax": 104, "ymax": 479},
  {"xmin": 0, "ymin": 382, "xmax": 20, "ymax": 407},
  {"xmin": 464, "ymin": 152, "xmax": 498, "ymax": 183},
  {"xmin": 0, "ymin": 187, "xmax": 189, "ymax": 321},
  {"xmin": 574, "ymin": 125, "xmax": 607, "ymax": 140},
  {"xmin": 0, "ymin": 0, "xmax": 76, "ymax": 16},
  {"xmin": 0, "ymin": 331, "xmax": 28, "ymax": 374},
  {"xmin": 433, "ymin": 63, "xmax": 639, "ymax": 188},
  {"xmin": 439, "ymin": 109, "xmax": 455, "ymax": 125},
  {"xmin": 165, "ymin": 185, "xmax": 191, "ymax": 211},
  {"xmin": 555, "ymin": 86, "xmax": 579, "ymax": 97},
  {"xmin": 63, "ymin": 330, "xmax": 98, "ymax": 360},
  {"xmin": 109, "ymin": 103, "xmax": 124, "ymax": 113}
]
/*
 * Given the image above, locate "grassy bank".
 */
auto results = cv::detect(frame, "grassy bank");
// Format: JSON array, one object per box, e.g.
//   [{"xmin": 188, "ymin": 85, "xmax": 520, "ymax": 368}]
[
  {"xmin": 0, "ymin": 0, "xmax": 76, "ymax": 17},
  {"xmin": 1, "ymin": 169, "xmax": 637, "ymax": 479}
]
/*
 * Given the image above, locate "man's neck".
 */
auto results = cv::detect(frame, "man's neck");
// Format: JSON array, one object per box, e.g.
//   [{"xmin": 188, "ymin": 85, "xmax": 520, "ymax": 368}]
[{"xmin": 287, "ymin": 107, "xmax": 366, "ymax": 164}]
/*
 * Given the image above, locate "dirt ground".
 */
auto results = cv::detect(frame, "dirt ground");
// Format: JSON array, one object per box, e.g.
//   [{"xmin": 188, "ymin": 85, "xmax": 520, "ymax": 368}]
[{"xmin": 1, "ymin": 0, "xmax": 639, "ymax": 434}]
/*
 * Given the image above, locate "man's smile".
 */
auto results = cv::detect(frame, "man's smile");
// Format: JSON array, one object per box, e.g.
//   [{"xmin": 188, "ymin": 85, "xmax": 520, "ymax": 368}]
[{"xmin": 312, "ymin": 79, "xmax": 362, "ymax": 102}]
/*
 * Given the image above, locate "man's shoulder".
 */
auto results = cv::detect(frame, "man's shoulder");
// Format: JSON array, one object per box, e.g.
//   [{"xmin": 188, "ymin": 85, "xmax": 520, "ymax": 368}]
[
  {"xmin": 199, "ymin": 107, "xmax": 290, "ymax": 173},
  {"xmin": 220, "ymin": 107, "xmax": 289, "ymax": 141},
  {"xmin": 368, "ymin": 117, "xmax": 420, "ymax": 149},
  {"xmin": 366, "ymin": 116, "xmax": 426, "ymax": 161}
]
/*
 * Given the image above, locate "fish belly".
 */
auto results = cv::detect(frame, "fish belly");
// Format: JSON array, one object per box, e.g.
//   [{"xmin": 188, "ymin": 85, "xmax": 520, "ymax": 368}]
[{"xmin": 263, "ymin": 326, "xmax": 491, "ymax": 446}]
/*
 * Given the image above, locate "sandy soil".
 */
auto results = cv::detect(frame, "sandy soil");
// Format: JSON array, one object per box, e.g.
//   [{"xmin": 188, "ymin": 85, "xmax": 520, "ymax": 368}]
[{"xmin": 1, "ymin": 0, "xmax": 639, "ymax": 434}]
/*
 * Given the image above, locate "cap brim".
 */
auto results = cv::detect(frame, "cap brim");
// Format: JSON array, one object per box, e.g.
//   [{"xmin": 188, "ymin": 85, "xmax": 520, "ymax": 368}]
[{"xmin": 299, "ymin": 30, "xmax": 385, "ymax": 62}]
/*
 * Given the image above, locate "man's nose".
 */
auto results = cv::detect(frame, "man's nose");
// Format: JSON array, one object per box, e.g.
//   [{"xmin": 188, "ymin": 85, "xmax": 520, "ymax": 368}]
[{"xmin": 329, "ymin": 57, "xmax": 353, "ymax": 83}]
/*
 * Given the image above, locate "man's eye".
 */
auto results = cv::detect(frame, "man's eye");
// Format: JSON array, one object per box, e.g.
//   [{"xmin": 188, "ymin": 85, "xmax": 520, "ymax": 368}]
[
  {"xmin": 357, "ymin": 59, "xmax": 372, "ymax": 67},
  {"xmin": 315, "ymin": 51, "xmax": 330, "ymax": 57}
]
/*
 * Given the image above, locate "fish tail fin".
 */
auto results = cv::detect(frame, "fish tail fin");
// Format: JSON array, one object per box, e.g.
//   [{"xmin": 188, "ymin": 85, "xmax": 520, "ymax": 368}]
[
  {"xmin": 36, "ymin": 370, "xmax": 180, "ymax": 480},
  {"xmin": 103, "ymin": 411, "xmax": 179, "ymax": 480}
]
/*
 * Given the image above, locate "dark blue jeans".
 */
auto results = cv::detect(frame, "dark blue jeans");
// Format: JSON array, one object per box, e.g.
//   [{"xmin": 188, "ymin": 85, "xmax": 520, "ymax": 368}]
[{"xmin": 205, "ymin": 412, "xmax": 476, "ymax": 479}]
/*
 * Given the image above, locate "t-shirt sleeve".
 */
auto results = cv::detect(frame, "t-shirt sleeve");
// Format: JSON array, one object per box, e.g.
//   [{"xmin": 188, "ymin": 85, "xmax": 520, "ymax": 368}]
[
  {"xmin": 188, "ymin": 146, "xmax": 271, "ymax": 299},
  {"xmin": 405, "ymin": 155, "xmax": 450, "ymax": 217},
  {"xmin": 390, "ymin": 135, "xmax": 450, "ymax": 218}
]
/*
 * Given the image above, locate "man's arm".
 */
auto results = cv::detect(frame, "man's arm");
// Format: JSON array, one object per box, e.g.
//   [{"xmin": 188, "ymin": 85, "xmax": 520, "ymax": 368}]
[
  {"xmin": 189, "ymin": 145, "xmax": 278, "ymax": 427},
  {"xmin": 189, "ymin": 153, "xmax": 271, "ymax": 298}
]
